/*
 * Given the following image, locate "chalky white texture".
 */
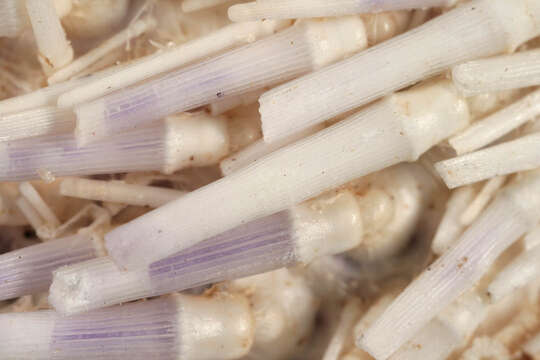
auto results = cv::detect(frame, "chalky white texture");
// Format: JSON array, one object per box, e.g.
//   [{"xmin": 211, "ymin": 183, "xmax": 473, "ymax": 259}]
[
  {"xmin": 358, "ymin": 171, "xmax": 540, "ymax": 359},
  {"xmin": 73, "ymin": 17, "xmax": 367, "ymax": 145},
  {"xmin": 57, "ymin": 19, "xmax": 289, "ymax": 108},
  {"xmin": 260, "ymin": 0, "xmax": 540, "ymax": 143},
  {"xmin": 105, "ymin": 79, "xmax": 469, "ymax": 269},
  {"xmin": 449, "ymin": 88, "xmax": 540, "ymax": 155},
  {"xmin": 228, "ymin": 0, "xmax": 455, "ymax": 21},
  {"xmin": 436, "ymin": 133, "xmax": 540, "ymax": 188},
  {"xmin": 25, "ymin": 0, "xmax": 73, "ymax": 73},
  {"xmin": 452, "ymin": 49, "xmax": 540, "ymax": 96}
]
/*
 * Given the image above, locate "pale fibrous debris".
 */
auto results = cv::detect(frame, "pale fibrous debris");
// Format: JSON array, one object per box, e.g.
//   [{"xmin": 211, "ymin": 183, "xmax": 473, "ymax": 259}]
[{"xmin": 1, "ymin": 1, "xmax": 540, "ymax": 359}]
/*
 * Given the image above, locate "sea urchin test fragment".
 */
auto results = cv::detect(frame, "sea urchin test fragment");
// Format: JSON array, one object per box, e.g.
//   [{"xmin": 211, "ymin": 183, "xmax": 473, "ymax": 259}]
[
  {"xmin": 104, "ymin": 79, "xmax": 470, "ymax": 270},
  {"xmin": 74, "ymin": 16, "xmax": 367, "ymax": 145},
  {"xmin": 50, "ymin": 189, "xmax": 363, "ymax": 314},
  {"xmin": 228, "ymin": 0, "xmax": 456, "ymax": 21},
  {"xmin": 259, "ymin": 0, "xmax": 540, "ymax": 143},
  {"xmin": 358, "ymin": 170, "xmax": 540, "ymax": 359},
  {"xmin": 0, "ymin": 294, "xmax": 253, "ymax": 360}
]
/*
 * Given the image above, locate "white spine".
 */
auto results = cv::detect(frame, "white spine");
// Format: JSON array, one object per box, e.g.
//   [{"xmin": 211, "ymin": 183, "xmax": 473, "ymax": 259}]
[
  {"xmin": 436, "ymin": 133, "xmax": 540, "ymax": 188},
  {"xmin": 49, "ymin": 256, "xmax": 153, "ymax": 315},
  {"xmin": 73, "ymin": 17, "xmax": 366, "ymax": 145},
  {"xmin": 0, "ymin": 66, "xmax": 121, "ymax": 115},
  {"xmin": 460, "ymin": 176, "xmax": 506, "ymax": 226},
  {"xmin": 450, "ymin": 89, "xmax": 540, "ymax": 155},
  {"xmin": 220, "ymin": 124, "xmax": 324, "ymax": 176},
  {"xmin": 431, "ymin": 186, "xmax": 476, "ymax": 255},
  {"xmin": 453, "ymin": 50, "xmax": 540, "ymax": 96},
  {"xmin": 47, "ymin": 18, "xmax": 156, "ymax": 84},
  {"xmin": 104, "ymin": 79, "xmax": 469, "ymax": 270},
  {"xmin": 259, "ymin": 0, "xmax": 540, "ymax": 143},
  {"xmin": 25, "ymin": 0, "xmax": 73, "ymax": 73},
  {"xmin": 57, "ymin": 20, "xmax": 290, "ymax": 108},
  {"xmin": 0, "ymin": 311, "xmax": 55, "ymax": 360},
  {"xmin": 229, "ymin": 0, "xmax": 454, "ymax": 21},
  {"xmin": 291, "ymin": 190, "xmax": 363, "ymax": 264},
  {"xmin": 60, "ymin": 178, "xmax": 185, "ymax": 208},
  {"xmin": 0, "ymin": 106, "xmax": 74, "ymax": 141},
  {"xmin": 209, "ymin": 88, "xmax": 265, "ymax": 116},
  {"xmin": 357, "ymin": 171, "xmax": 540, "ymax": 360}
]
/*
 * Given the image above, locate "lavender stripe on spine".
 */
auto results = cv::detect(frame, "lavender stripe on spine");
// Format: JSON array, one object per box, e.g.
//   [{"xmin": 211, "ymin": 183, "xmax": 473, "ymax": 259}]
[
  {"xmin": 76, "ymin": 14, "xmax": 371, "ymax": 144},
  {"xmin": 149, "ymin": 210, "xmax": 296, "ymax": 292},
  {"xmin": 51, "ymin": 190, "xmax": 363, "ymax": 314},
  {"xmin": 50, "ymin": 298, "xmax": 179, "ymax": 360},
  {"xmin": 0, "ymin": 234, "xmax": 97, "ymax": 301},
  {"xmin": 75, "ymin": 25, "xmax": 313, "ymax": 139}
]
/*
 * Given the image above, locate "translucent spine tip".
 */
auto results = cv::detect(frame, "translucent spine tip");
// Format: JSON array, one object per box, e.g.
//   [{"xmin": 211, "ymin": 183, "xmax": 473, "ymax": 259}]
[
  {"xmin": 229, "ymin": 0, "xmax": 453, "ymax": 21},
  {"xmin": 74, "ymin": 17, "xmax": 367, "ymax": 145},
  {"xmin": 25, "ymin": 0, "xmax": 73, "ymax": 74},
  {"xmin": 436, "ymin": 133, "xmax": 540, "ymax": 188},
  {"xmin": 60, "ymin": 178, "xmax": 185, "ymax": 208},
  {"xmin": 57, "ymin": 20, "xmax": 289, "ymax": 109},
  {"xmin": 0, "ymin": 233, "xmax": 96, "ymax": 301},
  {"xmin": 0, "ymin": 106, "xmax": 75, "ymax": 142},
  {"xmin": 450, "ymin": 89, "xmax": 540, "ymax": 155},
  {"xmin": 104, "ymin": 79, "xmax": 469, "ymax": 270},
  {"xmin": 259, "ymin": 0, "xmax": 540, "ymax": 143},
  {"xmin": 453, "ymin": 49, "xmax": 540, "ymax": 96},
  {"xmin": 47, "ymin": 17, "xmax": 156, "ymax": 84},
  {"xmin": 358, "ymin": 172, "xmax": 540, "ymax": 360},
  {"xmin": 0, "ymin": 0, "xmax": 28, "ymax": 38}
]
